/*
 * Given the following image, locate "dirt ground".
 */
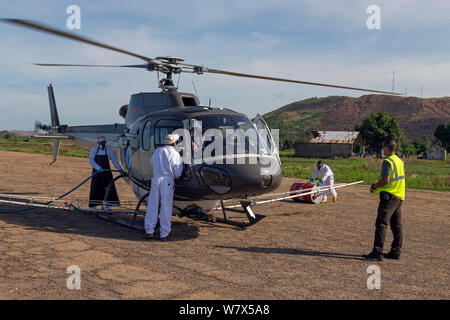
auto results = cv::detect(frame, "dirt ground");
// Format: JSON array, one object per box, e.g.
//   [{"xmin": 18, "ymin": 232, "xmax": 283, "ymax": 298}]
[{"xmin": 0, "ymin": 150, "xmax": 448, "ymax": 299}]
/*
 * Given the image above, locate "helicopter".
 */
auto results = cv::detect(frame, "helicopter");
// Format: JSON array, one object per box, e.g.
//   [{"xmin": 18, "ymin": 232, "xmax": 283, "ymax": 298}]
[{"xmin": 1, "ymin": 19, "xmax": 402, "ymax": 226}]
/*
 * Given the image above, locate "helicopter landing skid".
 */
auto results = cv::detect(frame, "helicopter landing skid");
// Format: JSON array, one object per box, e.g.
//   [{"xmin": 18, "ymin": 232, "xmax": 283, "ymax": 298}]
[
  {"xmin": 97, "ymin": 172, "xmax": 146, "ymax": 231},
  {"xmin": 214, "ymin": 200, "xmax": 261, "ymax": 228},
  {"xmin": 95, "ymin": 211, "xmax": 144, "ymax": 231},
  {"xmin": 101, "ymin": 175, "xmax": 261, "ymax": 230}
]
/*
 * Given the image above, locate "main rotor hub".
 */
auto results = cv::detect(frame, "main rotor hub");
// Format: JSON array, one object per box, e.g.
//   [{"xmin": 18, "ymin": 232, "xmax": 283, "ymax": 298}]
[
  {"xmin": 155, "ymin": 56, "xmax": 185, "ymax": 64},
  {"xmin": 158, "ymin": 78, "xmax": 177, "ymax": 91}
]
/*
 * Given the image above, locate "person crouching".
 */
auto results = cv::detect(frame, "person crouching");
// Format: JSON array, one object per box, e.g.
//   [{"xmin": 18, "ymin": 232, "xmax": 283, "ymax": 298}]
[{"xmin": 308, "ymin": 160, "xmax": 337, "ymax": 203}]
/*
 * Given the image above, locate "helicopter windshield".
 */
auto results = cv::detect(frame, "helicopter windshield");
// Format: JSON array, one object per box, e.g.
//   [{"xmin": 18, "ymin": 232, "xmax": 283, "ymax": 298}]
[{"xmin": 189, "ymin": 115, "xmax": 270, "ymax": 157}]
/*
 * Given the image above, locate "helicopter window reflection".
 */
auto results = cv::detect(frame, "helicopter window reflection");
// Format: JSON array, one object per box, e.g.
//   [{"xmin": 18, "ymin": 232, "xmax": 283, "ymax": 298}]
[
  {"xmin": 154, "ymin": 119, "xmax": 183, "ymax": 148},
  {"xmin": 255, "ymin": 119, "xmax": 272, "ymax": 153},
  {"xmin": 195, "ymin": 116, "xmax": 254, "ymax": 135},
  {"xmin": 142, "ymin": 120, "xmax": 151, "ymax": 151},
  {"xmin": 192, "ymin": 115, "xmax": 258, "ymax": 155}
]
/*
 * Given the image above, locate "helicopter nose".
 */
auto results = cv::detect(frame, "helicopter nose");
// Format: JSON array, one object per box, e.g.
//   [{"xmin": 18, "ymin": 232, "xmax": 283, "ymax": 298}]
[
  {"xmin": 198, "ymin": 166, "xmax": 232, "ymax": 195},
  {"xmin": 235, "ymin": 157, "xmax": 282, "ymax": 193},
  {"xmin": 197, "ymin": 158, "xmax": 281, "ymax": 197}
]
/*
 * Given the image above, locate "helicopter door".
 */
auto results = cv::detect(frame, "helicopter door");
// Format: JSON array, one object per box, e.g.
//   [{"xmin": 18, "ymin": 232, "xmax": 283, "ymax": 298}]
[
  {"xmin": 139, "ymin": 119, "xmax": 184, "ymax": 181},
  {"xmin": 252, "ymin": 114, "xmax": 279, "ymax": 156},
  {"xmin": 138, "ymin": 120, "xmax": 153, "ymax": 182}
]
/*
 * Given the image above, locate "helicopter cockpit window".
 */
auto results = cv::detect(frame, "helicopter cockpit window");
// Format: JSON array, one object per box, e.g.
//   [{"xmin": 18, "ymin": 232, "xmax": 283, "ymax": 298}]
[
  {"xmin": 255, "ymin": 119, "xmax": 272, "ymax": 153},
  {"xmin": 154, "ymin": 119, "xmax": 183, "ymax": 148},
  {"xmin": 142, "ymin": 120, "xmax": 151, "ymax": 151},
  {"xmin": 192, "ymin": 115, "xmax": 258, "ymax": 155}
]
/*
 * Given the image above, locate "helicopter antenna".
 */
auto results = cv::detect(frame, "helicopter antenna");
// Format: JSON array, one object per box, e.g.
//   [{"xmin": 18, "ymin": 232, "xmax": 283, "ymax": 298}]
[
  {"xmin": 176, "ymin": 73, "xmax": 182, "ymax": 90},
  {"xmin": 192, "ymin": 81, "xmax": 200, "ymax": 99},
  {"xmin": 392, "ymin": 70, "xmax": 395, "ymax": 92}
]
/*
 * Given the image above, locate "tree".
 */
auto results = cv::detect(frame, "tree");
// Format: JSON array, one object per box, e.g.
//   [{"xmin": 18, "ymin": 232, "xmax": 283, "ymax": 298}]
[
  {"xmin": 0, "ymin": 130, "xmax": 14, "ymax": 140},
  {"xmin": 281, "ymin": 139, "xmax": 295, "ymax": 151},
  {"xmin": 413, "ymin": 136, "xmax": 430, "ymax": 155},
  {"xmin": 434, "ymin": 123, "xmax": 450, "ymax": 152},
  {"xmin": 296, "ymin": 131, "xmax": 313, "ymax": 143},
  {"xmin": 401, "ymin": 143, "xmax": 417, "ymax": 158},
  {"xmin": 355, "ymin": 112, "xmax": 404, "ymax": 157}
]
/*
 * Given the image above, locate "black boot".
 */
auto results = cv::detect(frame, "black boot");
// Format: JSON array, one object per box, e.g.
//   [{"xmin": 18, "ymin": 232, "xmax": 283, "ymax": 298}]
[
  {"xmin": 362, "ymin": 250, "xmax": 383, "ymax": 261},
  {"xmin": 384, "ymin": 250, "xmax": 400, "ymax": 260}
]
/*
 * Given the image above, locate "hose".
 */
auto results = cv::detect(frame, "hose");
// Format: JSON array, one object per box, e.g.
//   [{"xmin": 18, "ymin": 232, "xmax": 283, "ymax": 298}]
[{"xmin": 0, "ymin": 169, "xmax": 122, "ymax": 214}]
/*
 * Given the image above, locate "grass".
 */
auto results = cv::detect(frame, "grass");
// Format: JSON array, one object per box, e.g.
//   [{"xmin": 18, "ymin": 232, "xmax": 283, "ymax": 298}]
[
  {"xmin": 1, "ymin": 136, "xmax": 448, "ymax": 191},
  {"xmin": 280, "ymin": 151, "xmax": 450, "ymax": 192},
  {"xmin": 0, "ymin": 138, "xmax": 89, "ymax": 158}
]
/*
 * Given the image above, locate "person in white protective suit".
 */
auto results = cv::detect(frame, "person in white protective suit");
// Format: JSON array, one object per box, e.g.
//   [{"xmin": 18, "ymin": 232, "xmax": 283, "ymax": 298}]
[
  {"xmin": 308, "ymin": 160, "xmax": 337, "ymax": 203},
  {"xmin": 144, "ymin": 133, "xmax": 183, "ymax": 240}
]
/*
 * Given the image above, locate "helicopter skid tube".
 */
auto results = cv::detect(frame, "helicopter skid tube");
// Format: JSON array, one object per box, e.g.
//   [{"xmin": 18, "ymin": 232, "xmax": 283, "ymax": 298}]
[
  {"xmin": 99, "ymin": 172, "xmax": 146, "ymax": 230},
  {"xmin": 102, "ymin": 174, "xmax": 261, "ymax": 230},
  {"xmin": 95, "ymin": 212, "xmax": 144, "ymax": 231},
  {"xmin": 212, "ymin": 200, "xmax": 260, "ymax": 228}
]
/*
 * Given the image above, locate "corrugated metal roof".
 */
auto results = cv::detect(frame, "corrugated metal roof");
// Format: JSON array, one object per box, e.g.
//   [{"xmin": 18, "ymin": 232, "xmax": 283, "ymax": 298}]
[{"xmin": 309, "ymin": 131, "xmax": 362, "ymax": 144}]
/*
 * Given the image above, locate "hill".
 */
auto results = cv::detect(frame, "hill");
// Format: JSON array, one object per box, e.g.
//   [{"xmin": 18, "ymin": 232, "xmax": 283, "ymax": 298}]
[
  {"xmin": 10, "ymin": 130, "xmax": 35, "ymax": 137},
  {"xmin": 263, "ymin": 95, "xmax": 450, "ymax": 142}
]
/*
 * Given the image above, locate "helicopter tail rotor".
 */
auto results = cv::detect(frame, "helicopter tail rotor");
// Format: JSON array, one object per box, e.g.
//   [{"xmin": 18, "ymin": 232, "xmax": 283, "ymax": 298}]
[{"xmin": 34, "ymin": 120, "xmax": 43, "ymax": 132}]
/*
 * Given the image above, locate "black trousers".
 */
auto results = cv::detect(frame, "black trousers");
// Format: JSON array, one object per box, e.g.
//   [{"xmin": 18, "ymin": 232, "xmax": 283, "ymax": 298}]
[{"xmin": 373, "ymin": 191, "xmax": 403, "ymax": 254}]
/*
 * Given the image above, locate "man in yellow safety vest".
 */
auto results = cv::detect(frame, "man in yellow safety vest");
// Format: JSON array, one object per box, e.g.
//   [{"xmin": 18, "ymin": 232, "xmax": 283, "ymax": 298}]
[{"xmin": 363, "ymin": 139, "xmax": 405, "ymax": 261}]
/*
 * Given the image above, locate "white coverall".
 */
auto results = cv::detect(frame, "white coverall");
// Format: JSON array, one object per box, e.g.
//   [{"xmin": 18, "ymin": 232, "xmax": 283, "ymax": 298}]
[
  {"xmin": 311, "ymin": 164, "xmax": 337, "ymax": 201},
  {"xmin": 145, "ymin": 145, "xmax": 183, "ymax": 238}
]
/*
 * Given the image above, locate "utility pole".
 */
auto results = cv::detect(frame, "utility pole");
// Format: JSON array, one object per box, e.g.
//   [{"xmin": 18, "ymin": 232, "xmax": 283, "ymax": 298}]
[
  {"xmin": 392, "ymin": 70, "xmax": 395, "ymax": 92},
  {"xmin": 421, "ymin": 85, "xmax": 423, "ymax": 98}
]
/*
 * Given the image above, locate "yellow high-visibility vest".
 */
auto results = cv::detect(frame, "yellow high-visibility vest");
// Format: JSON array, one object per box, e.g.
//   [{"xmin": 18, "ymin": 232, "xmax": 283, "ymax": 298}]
[{"xmin": 374, "ymin": 154, "xmax": 406, "ymax": 200}]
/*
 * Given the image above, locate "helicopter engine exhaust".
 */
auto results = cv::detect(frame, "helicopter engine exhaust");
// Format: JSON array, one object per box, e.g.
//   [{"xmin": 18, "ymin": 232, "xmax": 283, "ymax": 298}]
[{"xmin": 119, "ymin": 104, "xmax": 128, "ymax": 118}]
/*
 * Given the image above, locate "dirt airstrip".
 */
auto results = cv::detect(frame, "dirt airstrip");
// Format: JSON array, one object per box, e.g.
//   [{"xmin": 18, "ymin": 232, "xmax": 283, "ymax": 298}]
[{"xmin": 0, "ymin": 150, "xmax": 448, "ymax": 299}]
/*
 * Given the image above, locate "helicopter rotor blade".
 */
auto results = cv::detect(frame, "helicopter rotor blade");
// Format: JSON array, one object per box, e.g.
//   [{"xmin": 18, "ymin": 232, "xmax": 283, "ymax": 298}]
[
  {"xmin": 2, "ymin": 18, "xmax": 403, "ymax": 95},
  {"xmin": 1, "ymin": 19, "xmax": 158, "ymax": 64},
  {"xmin": 33, "ymin": 63, "xmax": 149, "ymax": 68},
  {"xmin": 205, "ymin": 68, "xmax": 403, "ymax": 96}
]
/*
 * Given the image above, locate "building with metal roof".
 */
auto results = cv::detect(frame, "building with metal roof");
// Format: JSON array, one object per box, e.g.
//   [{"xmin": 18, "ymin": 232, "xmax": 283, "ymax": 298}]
[
  {"xmin": 427, "ymin": 145, "xmax": 447, "ymax": 161},
  {"xmin": 294, "ymin": 131, "xmax": 364, "ymax": 158}
]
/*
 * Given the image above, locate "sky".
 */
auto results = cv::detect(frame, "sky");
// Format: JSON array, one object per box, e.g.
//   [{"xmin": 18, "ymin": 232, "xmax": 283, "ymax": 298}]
[{"xmin": 0, "ymin": 0, "xmax": 449, "ymax": 130}]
